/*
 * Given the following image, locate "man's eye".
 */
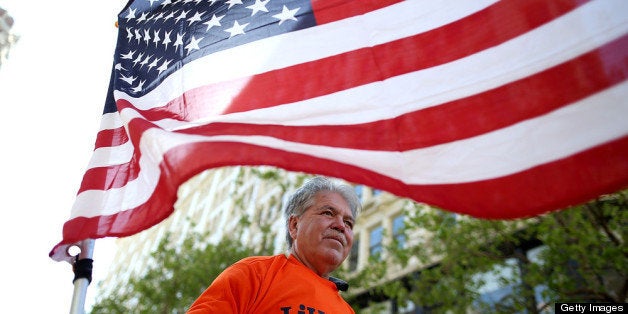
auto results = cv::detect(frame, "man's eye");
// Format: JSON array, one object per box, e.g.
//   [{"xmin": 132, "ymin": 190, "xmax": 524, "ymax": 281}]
[{"xmin": 344, "ymin": 221, "xmax": 353, "ymax": 229}]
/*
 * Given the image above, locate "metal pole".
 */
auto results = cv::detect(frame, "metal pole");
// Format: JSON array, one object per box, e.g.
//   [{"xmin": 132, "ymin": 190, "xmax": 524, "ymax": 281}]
[{"xmin": 69, "ymin": 239, "xmax": 95, "ymax": 314}]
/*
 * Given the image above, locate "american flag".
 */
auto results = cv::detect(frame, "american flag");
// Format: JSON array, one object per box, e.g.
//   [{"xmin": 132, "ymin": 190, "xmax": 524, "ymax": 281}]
[{"xmin": 50, "ymin": 0, "xmax": 628, "ymax": 262}]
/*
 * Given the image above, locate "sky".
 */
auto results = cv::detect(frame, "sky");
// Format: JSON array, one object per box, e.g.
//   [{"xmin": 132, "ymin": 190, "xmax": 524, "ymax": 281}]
[{"xmin": 0, "ymin": 1, "xmax": 127, "ymax": 312}]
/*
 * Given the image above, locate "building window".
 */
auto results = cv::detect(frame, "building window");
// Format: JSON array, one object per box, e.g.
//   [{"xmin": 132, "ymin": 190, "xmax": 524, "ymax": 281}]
[
  {"xmin": 527, "ymin": 245, "xmax": 551, "ymax": 309},
  {"xmin": 472, "ymin": 258, "xmax": 519, "ymax": 309},
  {"xmin": 470, "ymin": 246, "xmax": 551, "ymax": 312},
  {"xmin": 392, "ymin": 214, "xmax": 406, "ymax": 248},
  {"xmin": 369, "ymin": 225, "xmax": 384, "ymax": 259},
  {"xmin": 349, "ymin": 238, "xmax": 359, "ymax": 271},
  {"xmin": 396, "ymin": 299, "xmax": 417, "ymax": 314}
]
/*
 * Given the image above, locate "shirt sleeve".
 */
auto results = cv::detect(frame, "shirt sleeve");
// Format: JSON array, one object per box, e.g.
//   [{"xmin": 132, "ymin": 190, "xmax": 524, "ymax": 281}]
[{"xmin": 186, "ymin": 261, "xmax": 258, "ymax": 313}]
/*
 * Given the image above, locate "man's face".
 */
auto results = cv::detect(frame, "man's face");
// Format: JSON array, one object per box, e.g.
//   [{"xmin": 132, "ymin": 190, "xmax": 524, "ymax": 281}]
[{"xmin": 289, "ymin": 191, "xmax": 355, "ymax": 277}]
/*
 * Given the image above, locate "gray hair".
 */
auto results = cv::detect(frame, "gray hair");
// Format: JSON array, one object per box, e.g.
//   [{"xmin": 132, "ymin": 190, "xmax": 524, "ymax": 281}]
[{"xmin": 284, "ymin": 176, "xmax": 361, "ymax": 247}]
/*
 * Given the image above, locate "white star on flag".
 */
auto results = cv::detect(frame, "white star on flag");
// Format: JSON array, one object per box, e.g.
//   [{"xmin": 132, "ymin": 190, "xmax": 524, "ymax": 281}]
[
  {"xmin": 203, "ymin": 14, "xmax": 224, "ymax": 31},
  {"xmin": 247, "ymin": 0, "xmax": 270, "ymax": 16},
  {"xmin": 185, "ymin": 36, "xmax": 204, "ymax": 54},
  {"xmin": 273, "ymin": 5, "xmax": 299, "ymax": 25},
  {"xmin": 226, "ymin": 0, "xmax": 243, "ymax": 9},
  {"xmin": 225, "ymin": 20, "xmax": 249, "ymax": 37},
  {"xmin": 188, "ymin": 11, "xmax": 204, "ymax": 25}
]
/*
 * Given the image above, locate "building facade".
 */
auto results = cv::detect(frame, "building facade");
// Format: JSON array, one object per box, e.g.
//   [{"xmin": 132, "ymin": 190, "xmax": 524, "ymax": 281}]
[{"xmin": 0, "ymin": 7, "xmax": 17, "ymax": 69}]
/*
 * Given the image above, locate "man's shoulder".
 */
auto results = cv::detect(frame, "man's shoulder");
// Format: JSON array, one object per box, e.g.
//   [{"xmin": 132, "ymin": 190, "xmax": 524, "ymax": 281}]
[
  {"xmin": 235, "ymin": 254, "xmax": 288, "ymax": 267},
  {"xmin": 227, "ymin": 254, "xmax": 291, "ymax": 279}
]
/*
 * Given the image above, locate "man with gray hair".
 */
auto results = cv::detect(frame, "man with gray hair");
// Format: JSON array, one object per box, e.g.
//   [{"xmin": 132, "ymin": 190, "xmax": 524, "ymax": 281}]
[{"xmin": 188, "ymin": 176, "xmax": 361, "ymax": 313}]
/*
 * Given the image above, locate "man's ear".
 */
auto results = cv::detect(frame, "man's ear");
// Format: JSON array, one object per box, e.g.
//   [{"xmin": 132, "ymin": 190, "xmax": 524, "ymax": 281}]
[{"xmin": 288, "ymin": 215, "xmax": 299, "ymax": 240}]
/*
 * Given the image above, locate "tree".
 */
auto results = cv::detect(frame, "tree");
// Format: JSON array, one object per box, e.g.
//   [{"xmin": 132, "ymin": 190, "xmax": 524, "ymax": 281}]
[
  {"xmin": 89, "ymin": 231, "xmax": 272, "ymax": 314},
  {"xmin": 340, "ymin": 190, "xmax": 627, "ymax": 313}
]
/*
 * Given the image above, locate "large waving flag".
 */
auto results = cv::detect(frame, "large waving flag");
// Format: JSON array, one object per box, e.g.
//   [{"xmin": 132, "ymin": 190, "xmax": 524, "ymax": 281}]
[{"xmin": 50, "ymin": 0, "xmax": 628, "ymax": 262}]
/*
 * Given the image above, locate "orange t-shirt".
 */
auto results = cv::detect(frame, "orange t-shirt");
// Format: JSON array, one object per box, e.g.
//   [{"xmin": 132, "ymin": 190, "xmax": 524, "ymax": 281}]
[{"xmin": 187, "ymin": 254, "xmax": 355, "ymax": 313}]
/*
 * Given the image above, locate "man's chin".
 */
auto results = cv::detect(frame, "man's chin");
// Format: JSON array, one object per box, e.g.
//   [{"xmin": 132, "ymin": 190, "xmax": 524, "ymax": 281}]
[{"xmin": 320, "ymin": 249, "xmax": 348, "ymax": 266}]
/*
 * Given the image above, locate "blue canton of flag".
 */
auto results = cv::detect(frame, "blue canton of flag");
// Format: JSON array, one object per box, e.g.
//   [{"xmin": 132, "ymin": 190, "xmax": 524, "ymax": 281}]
[{"xmin": 106, "ymin": 0, "xmax": 316, "ymax": 113}]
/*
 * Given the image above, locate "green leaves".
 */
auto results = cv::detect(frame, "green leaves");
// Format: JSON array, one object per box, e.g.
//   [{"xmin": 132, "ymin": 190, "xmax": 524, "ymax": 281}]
[
  {"xmin": 343, "ymin": 190, "xmax": 627, "ymax": 313},
  {"xmin": 89, "ymin": 231, "xmax": 272, "ymax": 314}
]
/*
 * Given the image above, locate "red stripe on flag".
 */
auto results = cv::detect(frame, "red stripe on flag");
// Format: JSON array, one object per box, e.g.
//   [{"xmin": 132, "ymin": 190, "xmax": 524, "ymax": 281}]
[
  {"xmin": 372, "ymin": 0, "xmax": 586, "ymax": 79},
  {"xmin": 310, "ymin": 0, "xmax": 403, "ymax": 25},
  {"xmin": 79, "ymin": 163, "xmax": 136, "ymax": 192},
  {"xmin": 414, "ymin": 136, "xmax": 628, "ymax": 219},
  {"xmin": 94, "ymin": 127, "xmax": 128, "ymax": 149}
]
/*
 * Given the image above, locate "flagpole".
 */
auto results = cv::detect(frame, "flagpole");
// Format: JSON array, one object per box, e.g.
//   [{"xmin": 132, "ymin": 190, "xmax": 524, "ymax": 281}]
[{"xmin": 70, "ymin": 239, "xmax": 95, "ymax": 314}]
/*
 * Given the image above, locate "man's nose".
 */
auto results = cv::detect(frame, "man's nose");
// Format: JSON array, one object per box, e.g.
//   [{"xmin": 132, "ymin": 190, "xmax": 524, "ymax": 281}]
[{"xmin": 331, "ymin": 216, "xmax": 346, "ymax": 232}]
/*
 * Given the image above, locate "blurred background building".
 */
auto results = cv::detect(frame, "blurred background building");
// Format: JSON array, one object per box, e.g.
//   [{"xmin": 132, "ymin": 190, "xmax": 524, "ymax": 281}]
[{"xmin": 0, "ymin": 7, "xmax": 18, "ymax": 69}]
